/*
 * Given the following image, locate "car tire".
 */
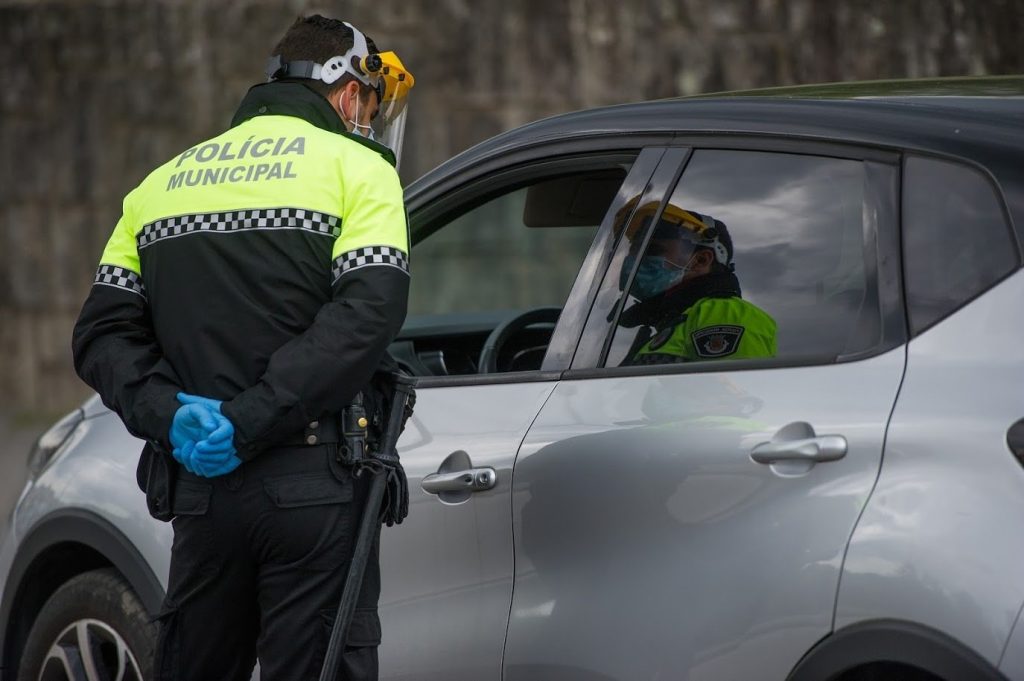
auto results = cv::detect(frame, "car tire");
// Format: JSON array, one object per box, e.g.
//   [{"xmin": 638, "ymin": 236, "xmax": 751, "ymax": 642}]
[{"xmin": 17, "ymin": 568, "xmax": 156, "ymax": 681}]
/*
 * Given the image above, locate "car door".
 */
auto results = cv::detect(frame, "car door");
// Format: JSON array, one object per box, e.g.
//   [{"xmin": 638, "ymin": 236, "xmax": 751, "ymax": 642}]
[
  {"xmin": 504, "ymin": 143, "xmax": 908, "ymax": 680},
  {"xmin": 376, "ymin": 147, "xmax": 666, "ymax": 681}
]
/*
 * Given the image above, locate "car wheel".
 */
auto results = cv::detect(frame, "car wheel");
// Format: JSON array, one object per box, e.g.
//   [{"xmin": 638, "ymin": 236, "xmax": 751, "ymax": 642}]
[{"xmin": 17, "ymin": 568, "xmax": 156, "ymax": 681}]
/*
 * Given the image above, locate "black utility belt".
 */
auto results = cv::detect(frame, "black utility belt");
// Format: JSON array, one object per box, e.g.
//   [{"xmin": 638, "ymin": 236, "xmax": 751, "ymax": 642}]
[
  {"xmin": 278, "ymin": 399, "xmax": 375, "ymax": 468},
  {"xmin": 279, "ymin": 416, "xmax": 343, "ymax": 447}
]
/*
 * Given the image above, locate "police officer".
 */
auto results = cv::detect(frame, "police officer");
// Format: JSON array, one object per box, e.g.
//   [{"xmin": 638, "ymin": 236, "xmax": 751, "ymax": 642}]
[
  {"xmin": 71, "ymin": 15, "xmax": 414, "ymax": 680},
  {"xmin": 617, "ymin": 204, "xmax": 776, "ymax": 365}
]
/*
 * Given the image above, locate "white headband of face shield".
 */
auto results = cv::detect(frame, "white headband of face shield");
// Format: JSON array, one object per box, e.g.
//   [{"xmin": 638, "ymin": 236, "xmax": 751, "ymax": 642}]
[
  {"xmin": 266, "ymin": 22, "xmax": 379, "ymax": 91},
  {"xmin": 319, "ymin": 23, "xmax": 378, "ymax": 87}
]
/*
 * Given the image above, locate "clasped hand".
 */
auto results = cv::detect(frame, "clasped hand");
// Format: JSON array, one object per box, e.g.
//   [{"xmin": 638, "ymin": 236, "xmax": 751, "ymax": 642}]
[{"xmin": 169, "ymin": 393, "xmax": 241, "ymax": 477}]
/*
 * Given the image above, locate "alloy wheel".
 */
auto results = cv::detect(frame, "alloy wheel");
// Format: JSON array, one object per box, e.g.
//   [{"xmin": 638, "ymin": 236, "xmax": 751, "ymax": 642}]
[{"xmin": 37, "ymin": 618, "xmax": 143, "ymax": 681}]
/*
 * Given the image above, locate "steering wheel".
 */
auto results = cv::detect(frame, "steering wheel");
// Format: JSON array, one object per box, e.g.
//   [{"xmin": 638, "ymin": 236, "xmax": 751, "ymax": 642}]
[{"xmin": 478, "ymin": 307, "xmax": 562, "ymax": 374}]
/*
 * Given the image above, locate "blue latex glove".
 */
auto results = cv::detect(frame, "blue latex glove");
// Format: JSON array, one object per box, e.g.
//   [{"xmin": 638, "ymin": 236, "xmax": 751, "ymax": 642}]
[
  {"xmin": 176, "ymin": 393, "xmax": 233, "ymax": 445},
  {"xmin": 174, "ymin": 440, "xmax": 242, "ymax": 478},
  {"xmin": 192, "ymin": 450, "xmax": 242, "ymax": 477},
  {"xmin": 175, "ymin": 393, "xmax": 241, "ymax": 478},
  {"xmin": 169, "ymin": 402, "xmax": 221, "ymax": 453},
  {"xmin": 172, "ymin": 440, "xmax": 200, "ymax": 475}
]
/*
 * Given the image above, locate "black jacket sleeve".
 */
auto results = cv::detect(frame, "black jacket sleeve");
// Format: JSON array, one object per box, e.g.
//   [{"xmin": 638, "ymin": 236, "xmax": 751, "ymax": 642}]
[
  {"xmin": 72, "ymin": 284, "xmax": 183, "ymax": 451},
  {"xmin": 221, "ymin": 264, "xmax": 409, "ymax": 459}
]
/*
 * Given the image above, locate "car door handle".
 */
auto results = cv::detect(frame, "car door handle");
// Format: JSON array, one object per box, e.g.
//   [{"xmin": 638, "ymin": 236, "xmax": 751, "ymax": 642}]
[
  {"xmin": 751, "ymin": 435, "xmax": 848, "ymax": 464},
  {"xmin": 1008, "ymin": 418, "xmax": 1024, "ymax": 465},
  {"xmin": 421, "ymin": 468, "xmax": 497, "ymax": 494}
]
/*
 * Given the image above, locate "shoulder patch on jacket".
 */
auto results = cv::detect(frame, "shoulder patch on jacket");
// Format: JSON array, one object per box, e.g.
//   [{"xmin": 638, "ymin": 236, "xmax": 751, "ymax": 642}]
[{"xmin": 691, "ymin": 325, "xmax": 744, "ymax": 359}]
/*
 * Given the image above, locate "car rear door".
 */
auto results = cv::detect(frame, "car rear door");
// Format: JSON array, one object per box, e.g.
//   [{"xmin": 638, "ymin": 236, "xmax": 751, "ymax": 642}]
[
  {"xmin": 377, "ymin": 146, "xmax": 666, "ymax": 681},
  {"xmin": 504, "ymin": 143, "xmax": 908, "ymax": 680}
]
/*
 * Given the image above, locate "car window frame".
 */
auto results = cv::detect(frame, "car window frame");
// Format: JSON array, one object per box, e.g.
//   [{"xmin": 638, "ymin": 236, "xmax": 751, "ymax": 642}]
[
  {"xmin": 900, "ymin": 151, "xmax": 1023, "ymax": 339},
  {"xmin": 565, "ymin": 136, "xmax": 906, "ymax": 378},
  {"xmin": 404, "ymin": 142, "xmax": 670, "ymax": 388}
]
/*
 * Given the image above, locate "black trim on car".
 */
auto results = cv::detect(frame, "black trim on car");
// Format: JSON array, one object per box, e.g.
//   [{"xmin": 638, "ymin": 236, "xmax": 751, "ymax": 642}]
[
  {"xmin": 668, "ymin": 134, "xmax": 902, "ymax": 163},
  {"xmin": 562, "ymin": 354, "xmax": 838, "ymax": 381},
  {"xmin": 0, "ymin": 509, "xmax": 165, "ymax": 676},
  {"xmin": 786, "ymin": 619, "xmax": 1008, "ymax": 681},
  {"xmin": 570, "ymin": 148, "xmax": 691, "ymax": 369},
  {"xmin": 859, "ymin": 158, "xmax": 909, "ymax": 356},
  {"xmin": 406, "ymin": 133, "xmax": 676, "ymax": 210},
  {"xmin": 413, "ymin": 370, "xmax": 563, "ymax": 389},
  {"xmin": 543, "ymin": 148, "xmax": 667, "ymax": 371}
]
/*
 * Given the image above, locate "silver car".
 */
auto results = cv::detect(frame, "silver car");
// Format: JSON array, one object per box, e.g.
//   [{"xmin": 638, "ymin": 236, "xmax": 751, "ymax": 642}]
[{"xmin": 3, "ymin": 77, "xmax": 1024, "ymax": 681}]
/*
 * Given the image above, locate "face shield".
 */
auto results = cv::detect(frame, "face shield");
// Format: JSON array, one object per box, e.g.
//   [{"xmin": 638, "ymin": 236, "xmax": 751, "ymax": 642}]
[
  {"xmin": 265, "ymin": 22, "xmax": 415, "ymax": 168},
  {"xmin": 368, "ymin": 51, "xmax": 414, "ymax": 171},
  {"xmin": 618, "ymin": 204, "xmax": 731, "ymax": 299}
]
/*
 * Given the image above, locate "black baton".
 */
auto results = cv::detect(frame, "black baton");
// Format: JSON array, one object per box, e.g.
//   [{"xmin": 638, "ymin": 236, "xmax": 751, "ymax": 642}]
[{"xmin": 319, "ymin": 374, "xmax": 415, "ymax": 681}]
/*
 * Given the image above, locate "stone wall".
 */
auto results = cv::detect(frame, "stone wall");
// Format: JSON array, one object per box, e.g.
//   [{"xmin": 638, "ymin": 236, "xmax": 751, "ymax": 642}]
[{"xmin": 1, "ymin": 0, "xmax": 1022, "ymax": 413}]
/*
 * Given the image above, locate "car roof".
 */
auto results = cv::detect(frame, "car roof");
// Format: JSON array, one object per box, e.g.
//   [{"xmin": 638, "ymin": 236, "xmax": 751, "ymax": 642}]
[{"xmin": 410, "ymin": 76, "xmax": 1024, "ymax": 193}]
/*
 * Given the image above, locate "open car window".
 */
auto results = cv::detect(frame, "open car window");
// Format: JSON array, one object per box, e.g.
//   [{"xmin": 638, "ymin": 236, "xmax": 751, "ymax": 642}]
[{"xmin": 393, "ymin": 160, "xmax": 635, "ymax": 377}]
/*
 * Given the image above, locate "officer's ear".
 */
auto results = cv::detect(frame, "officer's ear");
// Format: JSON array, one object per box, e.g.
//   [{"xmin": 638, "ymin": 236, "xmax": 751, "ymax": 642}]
[
  {"xmin": 691, "ymin": 248, "xmax": 715, "ymax": 271},
  {"xmin": 330, "ymin": 80, "xmax": 362, "ymax": 120}
]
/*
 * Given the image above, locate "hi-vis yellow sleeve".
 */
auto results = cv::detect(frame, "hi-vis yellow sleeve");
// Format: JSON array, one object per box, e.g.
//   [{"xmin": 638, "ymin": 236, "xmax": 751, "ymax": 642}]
[
  {"xmin": 330, "ymin": 153, "xmax": 409, "ymax": 284},
  {"xmin": 98, "ymin": 193, "xmax": 141, "ymax": 273},
  {"xmin": 92, "ymin": 191, "xmax": 147, "ymax": 298}
]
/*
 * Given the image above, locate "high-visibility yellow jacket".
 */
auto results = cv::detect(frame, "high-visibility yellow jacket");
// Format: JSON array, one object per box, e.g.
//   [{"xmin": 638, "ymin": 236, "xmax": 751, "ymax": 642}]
[
  {"xmin": 620, "ymin": 271, "xmax": 776, "ymax": 366},
  {"xmin": 72, "ymin": 81, "xmax": 409, "ymax": 459},
  {"xmin": 631, "ymin": 296, "xmax": 777, "ymax": 363}
]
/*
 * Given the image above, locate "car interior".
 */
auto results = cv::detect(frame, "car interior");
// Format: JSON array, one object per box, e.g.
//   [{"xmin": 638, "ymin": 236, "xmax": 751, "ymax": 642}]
[{"xmin": 391, "ymin": 165, "xmax": 630, "ymax": 377}]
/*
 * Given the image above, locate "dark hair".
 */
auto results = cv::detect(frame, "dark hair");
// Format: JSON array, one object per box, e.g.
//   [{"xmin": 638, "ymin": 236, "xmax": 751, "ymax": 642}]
[{"xmin": 271, "ymin": 15, "xmax": 378, "ymax": 99}]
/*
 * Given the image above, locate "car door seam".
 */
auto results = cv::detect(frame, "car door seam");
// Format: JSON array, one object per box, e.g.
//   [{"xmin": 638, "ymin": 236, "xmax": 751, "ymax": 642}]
[
  {"xmin": 830, "ymin": 343, "xmax": 910, "ymax": 633},
  {"xmin": 499, "ymin": 380, "xmax": 560, "ymax": 681}
]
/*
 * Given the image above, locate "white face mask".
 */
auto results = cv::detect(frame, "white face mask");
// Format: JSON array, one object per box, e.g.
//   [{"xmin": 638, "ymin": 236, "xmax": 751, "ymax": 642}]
[{"xmin": 345, "ymin": 95, "xmax": 375, "ymax": 139}]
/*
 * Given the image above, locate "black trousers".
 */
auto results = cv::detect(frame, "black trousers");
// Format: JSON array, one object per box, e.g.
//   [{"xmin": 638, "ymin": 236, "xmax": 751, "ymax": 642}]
[{"xmin": 153, "ymin": 444, "xmax": 382, "ymax": 681}]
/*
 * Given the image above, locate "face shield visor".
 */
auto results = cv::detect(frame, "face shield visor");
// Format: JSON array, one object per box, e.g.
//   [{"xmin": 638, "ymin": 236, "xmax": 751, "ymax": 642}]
[
  {"xmin": 618, "ymin": 204, "xmax": 730, "ymax": 298},
  {"xmin": 367, "ymin": 51, "xmax": 414, "ymax": 170}
]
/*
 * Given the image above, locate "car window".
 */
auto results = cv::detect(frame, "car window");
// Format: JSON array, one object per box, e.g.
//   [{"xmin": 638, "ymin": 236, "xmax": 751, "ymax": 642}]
[
  {"xmin": 400, "ymin": 164, "xmax": 632, "ymax": 376},
  {"xmin": 606, "ymin": 149, "xmax": 875, "ymax": 367},
  {"xmin": 409, "ymin": 179, "xmax": 609, "ymax": 315},
  {"xmin": 902, "ymin": 155, "xmax": 1018, "ymax": 336}
]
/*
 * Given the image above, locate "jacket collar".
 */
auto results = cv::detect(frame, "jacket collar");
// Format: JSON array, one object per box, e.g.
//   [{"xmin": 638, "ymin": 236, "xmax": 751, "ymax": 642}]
[
  {"xmin": 619, "ymin": 270, "xmax": 743, "ymax": 329},
  {"xmin": 230, "ymin": 81, "xmax": 397, "ymax": 167}
]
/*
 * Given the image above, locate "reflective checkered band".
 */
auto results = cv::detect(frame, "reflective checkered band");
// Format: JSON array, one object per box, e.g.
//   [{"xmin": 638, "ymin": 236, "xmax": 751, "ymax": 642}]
[
  {"xmin": 332, "ymin": 246, "xmax": 409, "ymax": 283},
  {"xmin": 137, "ymin": 208, "xmax": 341, "ymax": 249},
  {"xmin": 93, "ymin": 265, "xmax": 146, "ymax": 299}
]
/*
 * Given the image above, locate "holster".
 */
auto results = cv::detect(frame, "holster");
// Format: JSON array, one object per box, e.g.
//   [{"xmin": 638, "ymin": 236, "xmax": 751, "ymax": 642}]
[
  {"xmin": 345, "ymin": 372, "xmax": 416, "ymax": 527},
  {"xmin": 342, "ymin": 372, "xmax": 416, "ymax": 463},
  {"xmin": 136, "ymin": 441, "xmax": 178, "ymax": 522}
]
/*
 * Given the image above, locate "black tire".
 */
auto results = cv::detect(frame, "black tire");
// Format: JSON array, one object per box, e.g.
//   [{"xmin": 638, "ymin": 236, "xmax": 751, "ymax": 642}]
[
  {"xmin": 17, "ymin": 568, "xmax": 157, "ymax": 681},
  {"xmin": 838, "ymin": 662, "xmax": 945, "ymax": 681}
]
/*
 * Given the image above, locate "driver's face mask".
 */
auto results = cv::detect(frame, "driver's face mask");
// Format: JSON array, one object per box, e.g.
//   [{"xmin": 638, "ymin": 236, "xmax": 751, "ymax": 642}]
[{"xmin": 622, "ymin": 252, "xmax": 691, "ymax": 301}]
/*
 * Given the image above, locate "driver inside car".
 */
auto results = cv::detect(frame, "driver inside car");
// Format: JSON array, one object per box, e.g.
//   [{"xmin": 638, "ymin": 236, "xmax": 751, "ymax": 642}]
[{"xmin": 616, "ymin": 203, "xmax": 777, "ymax": 366}]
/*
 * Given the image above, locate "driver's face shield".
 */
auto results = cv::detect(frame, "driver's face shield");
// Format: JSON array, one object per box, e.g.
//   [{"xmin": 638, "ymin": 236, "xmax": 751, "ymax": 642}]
[{"xmin": 616, "ymin": 204, "xmax": 710, "ymax": 298}]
